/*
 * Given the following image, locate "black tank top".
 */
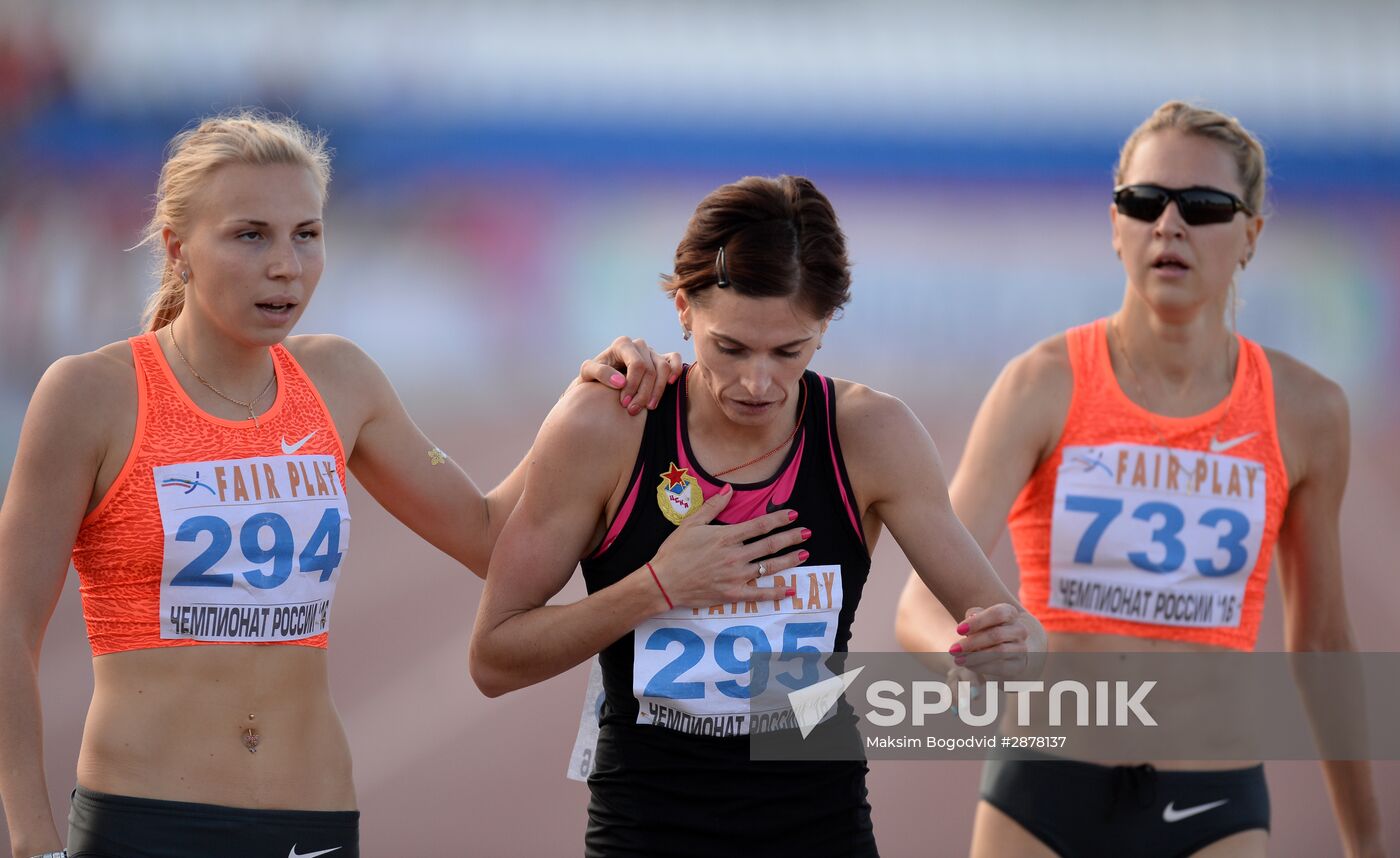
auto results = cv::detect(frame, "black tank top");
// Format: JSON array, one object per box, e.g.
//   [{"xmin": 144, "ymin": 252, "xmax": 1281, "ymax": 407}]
[
  {"xmin": 580, "ymin": 366, "xmax": 879, "ymax": 857},
  {"xmin": 582, "ymin": 364, "xmax": 872, "ymax": 733}
]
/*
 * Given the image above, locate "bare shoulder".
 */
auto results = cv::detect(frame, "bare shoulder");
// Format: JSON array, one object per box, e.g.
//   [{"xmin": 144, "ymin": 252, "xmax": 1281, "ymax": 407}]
[
  {"xmin": 543, "ymin": 381, "xmax": 647, "ymax": 457},
  {"xmin": 828, "ymin": 380, "xmax": 950, "ymax": 522},
  {"xmin": 1263, "ymin": 347, "xmax": 1349, "ymax": 483},
  {"xmin": 38, "ymin": 343, "xmax": 135, "ymax": 417},
  {"xmin": 1264, "ymin": 347, "xmax": 1348, "ymax": 430},
  {"xmin": 833, "ymin": 377, "xmax": 917, "ymax": 430},
  {"xmin": 283, "ymin": 333, "xmax": 380, "ymax": 381},
  {"xmin": 282, "ymin": 334, "xmax": 390, "ymax": 430},
  {"xmin": 24, "ymin": 341, "xmax": 137, "ymax": 454},
  {"xmin": 971, "ymin": 332, "xmax": 1074, "ymax": 459},
  {"xmin": 1001, "ymin": 332, "xmax": 1073, "ymax": 405},
  {"xmin": 832, "ymin": 379, "xmax": 931, "ymax": 463},
  {"xmin": 524, "ymin": 382, "xmax": 648, "ymax": 513}
]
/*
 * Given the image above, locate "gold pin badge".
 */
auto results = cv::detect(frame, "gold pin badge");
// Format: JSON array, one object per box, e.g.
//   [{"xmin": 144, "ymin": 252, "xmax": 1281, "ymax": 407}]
[{"xmin": 656, "ymin": 462, "xmax": 701, "ymax": 525}]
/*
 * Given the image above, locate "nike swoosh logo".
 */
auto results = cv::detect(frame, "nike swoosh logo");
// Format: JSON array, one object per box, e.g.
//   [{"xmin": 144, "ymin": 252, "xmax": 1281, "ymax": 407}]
[
  {"xmin": 1162, "ymin": 798, "xmax": 1228, "ymax": 823},
  {"xmin": 288, "ymin": 846, "xmax": 342, "ymax": 858},
  {"xmin": 1209, "ymin": 432, "xmax": 1257, "ymax": 453},
  {"xmin": 281, "ymin": 431, "xmax": 318, "ymax": 455}
]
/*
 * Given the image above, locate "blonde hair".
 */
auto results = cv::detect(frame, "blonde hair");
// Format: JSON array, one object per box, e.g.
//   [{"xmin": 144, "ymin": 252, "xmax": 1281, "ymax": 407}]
[
  {"xmin": 139, "ymin": 111, "xmax": 332, "ymax": 331},
  {"xmin": 1115, "ymin": 101, "xmax": 1268, "ymax": 215}
]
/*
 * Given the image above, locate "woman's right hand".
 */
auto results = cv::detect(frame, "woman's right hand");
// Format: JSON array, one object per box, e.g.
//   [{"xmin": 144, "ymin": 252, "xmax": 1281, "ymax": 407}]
[
  {"xmin": 647, "ymin": 485, "xmax": 811, "ymax": 609},
  {"xmin": 576, "ymin": 335, "xmax": 684, "ymax": 414}
]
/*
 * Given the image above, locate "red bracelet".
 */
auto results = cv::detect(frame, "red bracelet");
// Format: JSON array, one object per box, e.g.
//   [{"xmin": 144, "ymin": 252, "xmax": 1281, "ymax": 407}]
[{"xmin": 645, "ymin": 562, "xmax": 673, "ymax": 609}]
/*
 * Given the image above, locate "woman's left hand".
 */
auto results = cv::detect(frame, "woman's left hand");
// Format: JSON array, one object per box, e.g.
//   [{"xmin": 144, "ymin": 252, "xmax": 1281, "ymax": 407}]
[{"xmin": 577, "ymin": 336, "xmax": 684, "ymax": 414}]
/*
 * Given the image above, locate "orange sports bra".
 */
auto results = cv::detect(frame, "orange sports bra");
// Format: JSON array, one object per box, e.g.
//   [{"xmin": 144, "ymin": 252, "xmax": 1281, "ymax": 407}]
[
  {"xmin": 1007, "ymin": 319, "xmax": 1288, "ymax": 651},
  {"xmin": 72, "ymin": 332, "xmax": 350, "ymax": 656}
]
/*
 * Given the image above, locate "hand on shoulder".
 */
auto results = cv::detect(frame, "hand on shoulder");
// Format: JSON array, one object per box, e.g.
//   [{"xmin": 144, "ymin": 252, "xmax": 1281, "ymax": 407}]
[
  {"xmin": 507, "ymin": 378, "xmax": 650, "ymax": 546},
  {"xmin": 541, "ymin": 379, "xmax": 648, "ymax": 457}
]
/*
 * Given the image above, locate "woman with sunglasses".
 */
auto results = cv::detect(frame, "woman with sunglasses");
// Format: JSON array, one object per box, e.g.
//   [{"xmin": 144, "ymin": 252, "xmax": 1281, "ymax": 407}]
[
  {"xmin": 469, "ymin": 174, "xmax": 1045, "ymax": 856},
  {"xmin": 895, "ymin": 101, "xmax": 1383, "ymax": 857},
  {"xmin": 0, "ymin": 111, "xmax": 680, "ymax": 858}
]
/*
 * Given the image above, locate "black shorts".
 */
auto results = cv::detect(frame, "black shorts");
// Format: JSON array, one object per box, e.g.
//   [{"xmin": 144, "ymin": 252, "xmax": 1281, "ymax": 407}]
[
  {"xmin": 980, "ymin": 753, "xmax": 1269, "ymax": 858},
  {"xmin": 67, "ymin": 786, "xmax": 359, "ymax": 858},
  {"xmin": 585, "ymin": 720, "xmax": 878, "ymax": 857}
]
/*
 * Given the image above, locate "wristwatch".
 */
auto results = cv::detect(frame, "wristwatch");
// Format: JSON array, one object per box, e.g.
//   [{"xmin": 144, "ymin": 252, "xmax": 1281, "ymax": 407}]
[{"xmin": 29, "ymin": 851, "xmax": 66, "ymax": 858}]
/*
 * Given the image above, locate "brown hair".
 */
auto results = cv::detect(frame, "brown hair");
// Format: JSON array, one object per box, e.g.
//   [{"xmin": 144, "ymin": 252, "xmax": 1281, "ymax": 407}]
[
  {"xmin": 1115, "ymin": 101, "xmax": 1268, "ymax": 214},
  {"xmin": 138, "ymin": 110, "xmax": 332, "ymax": 331},
  {"xmin": 663, "ymin": 175, "xmax": 851, "ymax": 319}
]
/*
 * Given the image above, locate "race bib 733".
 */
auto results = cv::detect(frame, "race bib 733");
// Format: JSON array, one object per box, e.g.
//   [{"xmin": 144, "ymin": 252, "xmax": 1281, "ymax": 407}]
[{"xmin": 1049, "ymin": 444, "xmax": 1266, "ymax": 628}]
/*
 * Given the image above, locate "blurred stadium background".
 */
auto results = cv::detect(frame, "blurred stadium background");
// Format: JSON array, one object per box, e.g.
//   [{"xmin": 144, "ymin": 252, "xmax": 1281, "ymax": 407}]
[{"xmin": 2, "ymin": 1, "xmax": 1397, "ymax": 854}]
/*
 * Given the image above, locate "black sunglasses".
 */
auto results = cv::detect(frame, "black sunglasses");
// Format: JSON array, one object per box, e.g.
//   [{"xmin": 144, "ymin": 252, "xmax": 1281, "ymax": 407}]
[{"xmin": 1113, "ymin": 184, "xmax": 1252, "ymax": 226}]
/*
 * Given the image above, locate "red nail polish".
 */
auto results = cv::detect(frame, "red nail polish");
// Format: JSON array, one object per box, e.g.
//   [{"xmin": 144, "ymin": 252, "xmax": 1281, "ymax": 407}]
[
  {"xmin": 800, "ymin": 528, "xmax": 812, "ymax": 540},
  {"xmin": 956, "ymin": 622, "xmax": 970, "ymax": 635},
  {"xmin": 784, "ymin": 588, "xmax": 796, "ymax": 597},
  {"xmin": 787, "ymin": 510, "xmax": 798, "ymax": 522},
  {"xmin": 797, "ymin": 550, "xmax": 809, "ymax": 563},
  {"xmin": 949, "ymin": 643, "xmax": 963, "ymax": 654},
  {"xmin": 954, "ymin": 655, "xmax": 967, "ymax": 665},
  {"xmin": 621, "ymin": 394, "xmax": 632, "ymax": 407}
]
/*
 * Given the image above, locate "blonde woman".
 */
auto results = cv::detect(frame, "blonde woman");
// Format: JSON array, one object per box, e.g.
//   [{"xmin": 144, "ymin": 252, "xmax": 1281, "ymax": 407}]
[
  {"xmin": 895, "ymin": 102, "xmax": 1383, "ymax": 857},
  {"xmin": 0, "ymin": 112, "xmax": 677, "ymax": 858}
]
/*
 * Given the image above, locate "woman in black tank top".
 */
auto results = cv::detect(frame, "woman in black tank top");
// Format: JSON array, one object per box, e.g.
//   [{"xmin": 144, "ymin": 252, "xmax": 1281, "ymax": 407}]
[{"xmin": 470, "ymin": 175, "xmax": 1046, "ymax": 856}]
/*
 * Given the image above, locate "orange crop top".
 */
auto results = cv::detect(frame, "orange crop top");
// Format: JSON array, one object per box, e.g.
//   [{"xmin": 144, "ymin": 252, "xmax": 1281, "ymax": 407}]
[
  {"xmin": 71, "ymin": 332, "xmax": 350, "ymax": 656},
  {"xmin": 1007, "ymin": 319, "xmax": 1288, "ymax": 651}
]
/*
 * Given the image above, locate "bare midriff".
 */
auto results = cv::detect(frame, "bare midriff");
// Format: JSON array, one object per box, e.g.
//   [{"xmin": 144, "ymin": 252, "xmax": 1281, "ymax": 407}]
[
  {"xmin": 997, "ymin": 630, "xmax": 1259, "ymax": 772},
  {"xmin": 79, "ymin": 645, "xmax": 355, "ymax": 810}
]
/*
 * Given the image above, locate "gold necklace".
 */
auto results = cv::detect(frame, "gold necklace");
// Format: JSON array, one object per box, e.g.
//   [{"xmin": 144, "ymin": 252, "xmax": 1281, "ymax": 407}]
[
  {"xmin": 169, "ymin": 321, "xmax": 276, "ymax": 427},
  {"xmin": 686, "ymin": 365, "xmax": 806, "ymax": 478},
  {"xmin": 1109, "ymin": 316, "xmax": 1235, "ymax": 452}
]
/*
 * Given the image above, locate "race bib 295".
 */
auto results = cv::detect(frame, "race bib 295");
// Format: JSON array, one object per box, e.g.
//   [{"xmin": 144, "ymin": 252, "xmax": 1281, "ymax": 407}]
[
  {"xmin": 154, "ymin": 455, "xmax": 350, "ymax": 642},
  {"xmin": 633, "ymin": 565, "xmax": 842, "ymax": 736}
]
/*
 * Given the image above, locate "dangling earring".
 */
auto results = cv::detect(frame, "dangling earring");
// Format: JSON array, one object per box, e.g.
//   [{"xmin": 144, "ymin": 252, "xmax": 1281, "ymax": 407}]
[
  {"xmin": 682, "ymin": 328, "xmax": 691, "ymax": 341},
  {"xmin": 816, "ymin": 341, "xmax": 823, "ymax": 350},
  {"xmin": 180, "ymin": 268, "xmax": 189, "ymax": 284}
]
